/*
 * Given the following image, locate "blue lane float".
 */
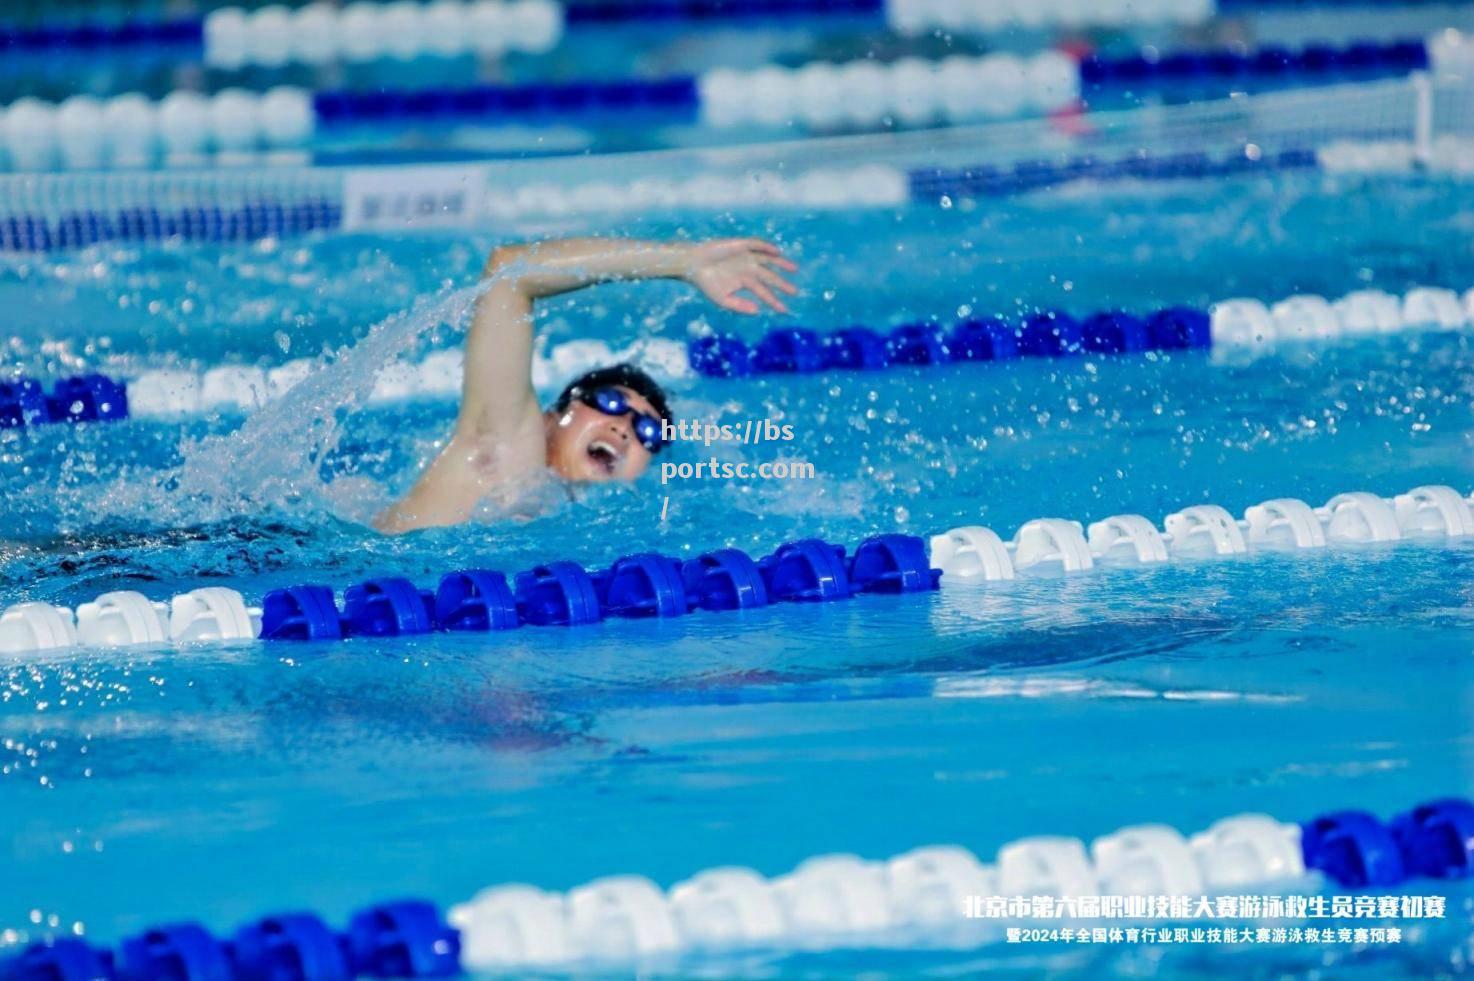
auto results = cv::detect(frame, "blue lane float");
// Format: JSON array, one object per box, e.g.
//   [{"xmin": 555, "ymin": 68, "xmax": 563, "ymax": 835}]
[
  {"xmin": 1300, "ymin": 811, "xmax": 1409, "ymax": 888},
  {"xmin": 7, "ymin": 795, "xmax": 1470, "ymax": 981},
  {"xmin": 758, "ymin": 539, "xmax": 853, "ymax": 602},
  {"xmin": 885, "ymin": 323, "xmax": 950, "ymax": 365},
  {"xmin": 681, "ymin": 548, "xmax": 770, "ymax": 611},
  {"xmin": 594, "ymin": 553, "xmax": 690, "ymax": 618},
  {"xmin": 948, "ymin": 318, "xmax": 1019, "ymax": 361},
  {"xmin": 1390, "ymin": 798, "xmax": 1474, "ymax": 880},
  {"xmin": 342, "ymin": 578, "xmax": 437, "ymax": 637},
  {"xmin": 822, "ymin": 327, "xmax": 890, "ymax": 370},
  {"xmin": 233, "ymin": 914, "xmax": 350, "ymax": 981},
  {"xmin": 1018, "ymin": 312, "xmax": 1084, "ymax": 357},
  {"xmin": 1081, "ymin": 311, "xmax": 1150, "ymax": 353},
  {"xmin": 343, "ymin": 902, "xmax": 460, "ymax": 978},
  {"xmin": 433, "ymin": 572, "xmax": 519, "ymax": 632},
  {"xmin": 117, "ymin": 924, "xmax": 233, "ymax": 981},
  {"xmin": 849, "ymin": 534, "xmax": 942, "ymax": 593},
  {"xmin": 514, "ymin": 562, "xmax": 604, "ymax": 626},
  {"xmin": 260, "ymin": 585, "xmax": 343, "ymax": 642}
]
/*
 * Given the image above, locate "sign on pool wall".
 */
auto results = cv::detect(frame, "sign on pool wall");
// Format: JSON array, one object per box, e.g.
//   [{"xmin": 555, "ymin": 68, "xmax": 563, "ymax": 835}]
[{"xmin": 342, "ymin": 165, "xmax": 489, "ymax": 231}]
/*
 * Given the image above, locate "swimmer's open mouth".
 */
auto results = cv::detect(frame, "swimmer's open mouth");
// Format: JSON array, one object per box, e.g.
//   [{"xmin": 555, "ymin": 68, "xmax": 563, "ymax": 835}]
[{"xmin": 587, "ymin": 439, "xmax": 621, "ymax": 475}]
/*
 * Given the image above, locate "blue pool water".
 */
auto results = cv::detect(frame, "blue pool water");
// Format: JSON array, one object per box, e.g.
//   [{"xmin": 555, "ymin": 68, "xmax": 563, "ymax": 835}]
[{"xmin": 2, "ymin": 169, "xmax": 1473, "ymax": 975}]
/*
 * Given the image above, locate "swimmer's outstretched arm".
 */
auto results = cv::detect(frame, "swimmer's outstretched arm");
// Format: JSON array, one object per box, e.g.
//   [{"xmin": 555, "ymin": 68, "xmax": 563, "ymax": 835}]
[{"xmin": 375, "ymin": 237, "xmax": 797, "ymax": 533}]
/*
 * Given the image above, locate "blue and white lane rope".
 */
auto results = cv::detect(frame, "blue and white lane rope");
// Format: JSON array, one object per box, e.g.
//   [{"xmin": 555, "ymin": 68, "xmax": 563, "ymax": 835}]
[
  {"xmin": 3, "ymin": 282, "xmax": 1467, "ymax": 429},
  {"xmin": 0, "ymin": 145, "xmax": 1309, "ymax": 251},
  {"xmin": 4, "ymin": 796, "xmax": 1470, "ymax": 977},
  {"xmin": 12, "ymin": 0, "xmax": 1451, "ymax": 67},
  {"xmin": 0, "ymin": 0, "xmax": 1211, "ymax": 69},
  {"xmin": 4, "ymin": 32, "xmax": 1468, "ymax": 173},
  {"xmin": 1, "ymin": 481, "xmax": 1471, "ymax": 655},
  {"xmin": 4, "ymin": 132, "xmax": 1469, "ymax": 252}
]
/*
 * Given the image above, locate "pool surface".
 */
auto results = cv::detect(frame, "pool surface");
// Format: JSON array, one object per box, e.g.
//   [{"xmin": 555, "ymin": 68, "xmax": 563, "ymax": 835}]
[{"xmin": 3, "ymin": 166, "xmax": 1474, "ymax": 975}]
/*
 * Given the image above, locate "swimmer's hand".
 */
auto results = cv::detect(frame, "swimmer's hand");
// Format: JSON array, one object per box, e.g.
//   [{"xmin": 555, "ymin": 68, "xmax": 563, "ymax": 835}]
[{"xmin": 684, "ymin": 238, "xmax": 799, "ymax": 316}]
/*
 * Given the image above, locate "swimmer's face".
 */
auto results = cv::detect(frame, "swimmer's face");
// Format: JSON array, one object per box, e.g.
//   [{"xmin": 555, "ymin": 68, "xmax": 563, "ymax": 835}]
[{"xmin": 546, "ymin": 385, "xmax": 658, "ymax": 483}]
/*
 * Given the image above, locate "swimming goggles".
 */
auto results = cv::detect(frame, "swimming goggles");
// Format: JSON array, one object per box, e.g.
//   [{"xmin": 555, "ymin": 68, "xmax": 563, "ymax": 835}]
[{"xmin": 577, "ymin": 386, "xmax": 668, "ymax": 454}]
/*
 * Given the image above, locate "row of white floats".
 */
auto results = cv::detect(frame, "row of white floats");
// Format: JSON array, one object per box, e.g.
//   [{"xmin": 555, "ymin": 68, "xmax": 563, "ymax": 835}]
[
  {"xmin": 1210, "ymin": 285, "xmax": 1474, "ymax": 348},
  {"xmin": 930, "ymin": 485, "xmax": 1474, "ymax": 581},
  {"xmin": 4, "ymin": 485, "xmax": 1469, "ymax": 654},
  {"xmin": 1319, "ymin": 136, "xmax": 1474, "ymax": 177},
  {"xmin": 204, "ymin": 0, "xmax": 563, "ymax": 69},
  {"xmin": 449, "ymin": 810, "xmax": 1303, "ymax": 968},
  {"xmin": 0, "ymin": 88, "xmax": 313, "ymax": 171},
  {"xmin": 886, "ymin": 0, "xmax": 1213, "ymax": 34},
  {"xmin": 484, "ymin": 165, "xmax": 911, "ymax": 220},
  {"xmin": 125, "ymin": 336, "xmax": 692, "ymax": 418},
  {"xmin": 0, "ymin": 588, "xmax": 261, "ymax": 656},
  {"xmin": 698, "ymin": 51, "xmax": 1079, "ymax": 129}
]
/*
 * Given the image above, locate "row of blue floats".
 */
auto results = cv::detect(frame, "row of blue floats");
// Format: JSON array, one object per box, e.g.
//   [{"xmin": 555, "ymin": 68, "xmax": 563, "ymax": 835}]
[
  {"xmin": 6, "ymin": 798, "xmax": 1470, "ymax": 981},
  {"xmin": 1080, "ymin": 37, "xmax": 1427, "ymax": 84},
  {"xmin": 0, "ymin": 374, "xmax": 129, "ymax": 428},
  {"xmin": 0, "ymin": 19, "xmax": 201, "ymax": 52},
  {"xmin": 1305, "ymin": 799, "xmax": 1474, "ymax": 890},
  {"xmin": 261, "ymin": 534, "xmax": 941, "ymax": 640},
  {"xmin": 564, "ymin": 0, "xmax": 882, "ymax": 22},
  {"xmin": 688, "ymin": 307, "xmax": 1211, "ymax": 378},
  {"xmin": 908, "ymin": 146, "xmax": 1318, "ymax": 200},
  {"xmin": 0, "ymin": 202, "xmax": 344, "ymax": 253},
  {"xmin": 4, "ymin": 900, "xmax": 460, "ymax": 981},
  {"xmin": 314, "ymin": 79, "xmax": 699, "ymax": 124}
]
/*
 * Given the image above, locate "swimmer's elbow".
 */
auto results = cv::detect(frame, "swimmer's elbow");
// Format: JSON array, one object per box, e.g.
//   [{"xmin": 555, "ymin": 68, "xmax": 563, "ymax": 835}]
[{"xmin": 483, "ymin": 244, "xmax": 526, "ymax": 278}]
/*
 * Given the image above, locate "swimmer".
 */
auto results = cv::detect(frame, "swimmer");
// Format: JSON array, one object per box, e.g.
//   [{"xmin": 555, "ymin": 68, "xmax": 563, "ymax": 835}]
[{"xmin": 375, "ymin": 237, "xmax": 799, "ymax": 533}]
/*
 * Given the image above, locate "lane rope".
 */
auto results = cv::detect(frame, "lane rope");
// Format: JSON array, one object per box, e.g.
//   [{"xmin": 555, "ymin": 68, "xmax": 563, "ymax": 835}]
[
  {"xmin": 4, "ymin": 795, "xmax": 1469, "ymax": 976},
  {"xmin": 1, "ymin": 482, "xmax": 1470, "ymax": 655},
  {"xmin": 3, "ymin": 282, "xmax": 1467, "ymax": 427},
  {"xmin": 3, "ymin": 33, "xmax": 1464, "ymax": 173}
]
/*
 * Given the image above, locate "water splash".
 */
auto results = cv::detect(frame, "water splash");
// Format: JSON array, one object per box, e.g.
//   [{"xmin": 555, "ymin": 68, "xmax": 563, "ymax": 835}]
[
  {"xmin": 185, "ymin": 281, "xmax": 489, "ymax": 520},
  {"xmin": 66, "ymin": 279, "xmax": 493, "ymax": 534}
]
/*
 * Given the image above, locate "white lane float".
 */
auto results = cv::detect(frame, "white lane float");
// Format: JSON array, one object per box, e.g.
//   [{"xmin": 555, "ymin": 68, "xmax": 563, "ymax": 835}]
[
  {"xmin": 929, "ymin": 527, "xmax": 1015, "ymax": 581},
  {"xmin": 1086, "ymin": 514, "xmax": 1169, "ymax": 565},
  {"xmin": 1242, "ymin": 498, "xmax": 1327, "ymax": 550},
  {"xmin": 74, "ymin": 591, "xmax": 170, "ymax": 647},
  {"xmin": 1163, "ymin": 505, "xmax": 1248, "ymax": 558},
  {"xmin": 0, "ymin": 603, "xmax": 77, "ymax": 655},
  {"xmin": 1012, "ymin": 519, "xmax": 1093, "ymax": 573}
]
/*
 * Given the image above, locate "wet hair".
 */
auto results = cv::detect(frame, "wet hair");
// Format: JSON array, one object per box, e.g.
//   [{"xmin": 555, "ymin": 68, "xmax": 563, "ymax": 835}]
[{"xmin": 554, "ymin": 363, "xmax": 672, "ymax": 424}]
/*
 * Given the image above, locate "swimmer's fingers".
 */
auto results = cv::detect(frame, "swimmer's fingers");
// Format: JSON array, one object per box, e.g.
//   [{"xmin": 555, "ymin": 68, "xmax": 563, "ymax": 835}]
[
  {"xmin": 743, "ymin": 276, "xmax": 789, "ymax": 314},
  {"xmin": 756, "ymin": 266, "xmax": 799, "ymax": 296},
  {"xmin": 714, "ymin": 290, "xmax": 761, "ymax": 315},
  {"xmin": 740, "ymin": 238, "xmax": 784, "ymax": 256},
  {"xmin": 743, "ymin": 239, "xmax": 799, "ymax": 272}
]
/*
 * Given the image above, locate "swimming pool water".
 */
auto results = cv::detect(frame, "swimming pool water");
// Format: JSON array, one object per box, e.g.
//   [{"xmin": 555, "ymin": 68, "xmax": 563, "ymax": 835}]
[{"xmin": 3, "ymin": 169, "xmax": 1473, "ymax": 975}]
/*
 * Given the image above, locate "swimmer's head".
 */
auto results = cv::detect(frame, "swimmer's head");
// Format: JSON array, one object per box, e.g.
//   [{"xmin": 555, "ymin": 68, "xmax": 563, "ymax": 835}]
[{"xmin": 545, "ymin": 363, "xmax": 672, "ymax": 483}]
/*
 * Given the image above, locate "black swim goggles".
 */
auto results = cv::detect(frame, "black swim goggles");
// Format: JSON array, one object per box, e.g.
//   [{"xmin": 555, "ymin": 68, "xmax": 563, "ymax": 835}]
[{"xmin": 576, "ymin": 386, "xmax": 668, "ymax": 454}]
